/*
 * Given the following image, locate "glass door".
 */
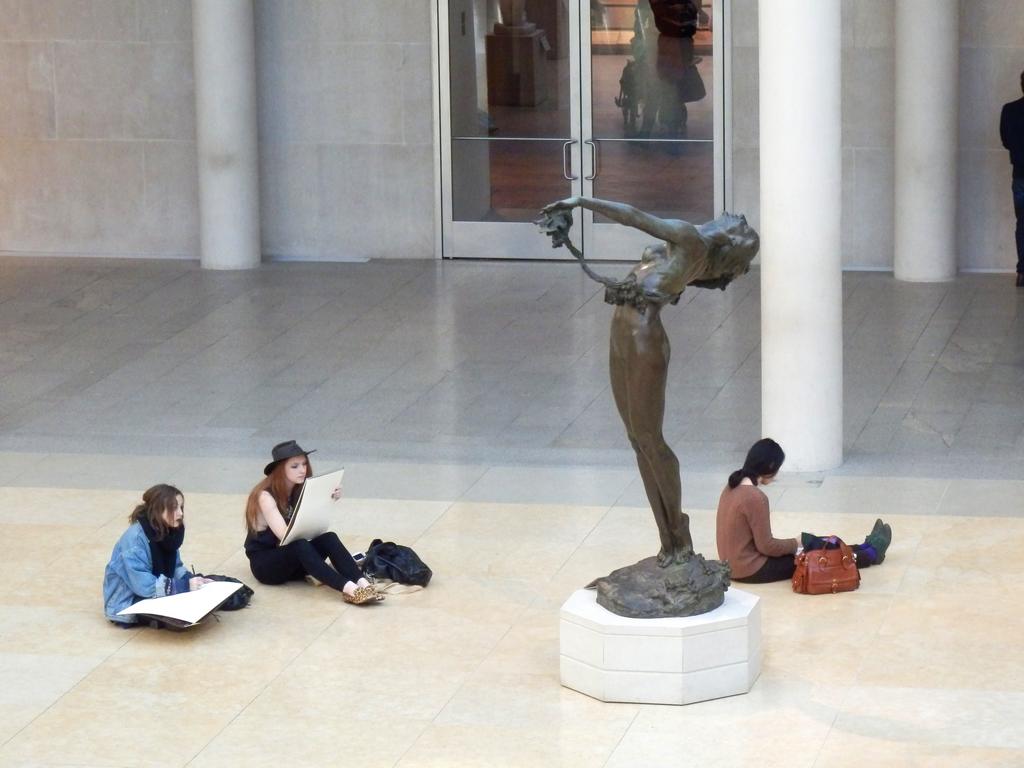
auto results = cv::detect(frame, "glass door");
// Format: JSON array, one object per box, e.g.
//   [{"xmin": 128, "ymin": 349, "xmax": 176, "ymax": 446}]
[
  {"xmin": 441, "ymin": 0, "xmax": 583, "ymax": 260},
  {"xmin": 439, "ymin": 0, "xmax": 723, "ymax": 260}
]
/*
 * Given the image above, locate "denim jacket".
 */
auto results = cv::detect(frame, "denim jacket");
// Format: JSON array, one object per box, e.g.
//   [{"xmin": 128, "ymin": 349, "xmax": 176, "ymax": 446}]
[{"xmin": 103, "ymin": 521, "xmax": 190, "ymax": 624}]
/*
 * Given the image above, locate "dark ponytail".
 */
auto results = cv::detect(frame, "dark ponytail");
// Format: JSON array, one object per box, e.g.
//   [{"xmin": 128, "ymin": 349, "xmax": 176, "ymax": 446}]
[{"xmin": 727, "ymin": 438, "xmax": 785, "ymax": 489}]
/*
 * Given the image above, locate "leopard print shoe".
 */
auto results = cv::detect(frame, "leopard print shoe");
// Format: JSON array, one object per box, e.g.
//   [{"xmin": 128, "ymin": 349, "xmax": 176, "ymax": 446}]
[{"xmin": 343, "ymin": 585, "xmax": 380, "ymax": 605}]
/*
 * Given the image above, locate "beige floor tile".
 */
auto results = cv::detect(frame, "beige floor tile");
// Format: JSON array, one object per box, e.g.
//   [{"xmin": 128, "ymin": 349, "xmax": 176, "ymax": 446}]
[
  {"xmin": 814, "ymin": 731, "xmax": 1024, "ymax": 767},
  {"xmin": 474, "ymin": 604, "xmax": 561, "ymax": 677},
  {"xmin": 336, "ymin": 497, "xmax": 453, "ymax": 542},
  {"xmin": 308, "ymin": 600, "xmax": 521, "ymax": 670},
  {"xmin": 0, "ymin": 607, "xmax": 132, "ymax": 656},
  {"xmin": 193, "ymin": 710, "xmax": 431, "ymax": 768},
  {"xmin": 912, "ymin": 515, "xmax": 1024, "ymax": 559},
  {"xmin": 776, "ymin": 476, "xmax": 950, "ymax": 517},
  {"xmin": 834, "ymin": 686, "xmax": 1024, "ymax": 750},
  {"xmin": 54, "ymin": 654, "xmax": 283, "ymax": 714},
  {"xmin": 359, "ymin": 573, "xmax": 537, "ymax": 624},
  {"xmin": 396, "ymin": 722, "xmax": 628, "ymax": 768},
  {"xmin": 113, "ymin": 611, "xmax": 330, "ymax": 667},
  {"xmin": 0, "ymin": 523, "xmax": 117, "ymax": 569},
  {"xmin": 0, "ymin": 486, "xmax": 133, "ymax": 526},
  {"xmin": 413, "ymin": 530, "xmax": 582, "ymax": 584},
  {"xmin": 540, "ymin": 542, "xmax": 666, "ymax": 606},
  {"xmin": 436, "ymin": 668, "xmax": 640, "ymax": 730},
  {"xmin": 2, "ymin": 556, "xmax": 98, "ymax": 611},
  {"xmin": 0, "ymin": 701, "xmax": 237, "ymax": 768},
  {"xmin": 606, "ymin": 685, "xmax": 838, "ymax": 768},
  {"xmin": 896, "ymin": 518, "xmax": 1024, "ymax": 597},
  {"xmin": 578, "ymin": 504, "xmax": 656, "ymax": 544},
  {"xmin": 426, "ymin": 501, "xmax": 610, "ymax": 542},
  {"xmin": 863, "ymin": 593, "xmax": 1024, "ymax": 690},
  {"xmin": 257, "ymin": 662, "xmax": 465, "ymax": 723},
  {"xmin": 0, "ymin": 653, "xmax": 101, "ymax": 745}
]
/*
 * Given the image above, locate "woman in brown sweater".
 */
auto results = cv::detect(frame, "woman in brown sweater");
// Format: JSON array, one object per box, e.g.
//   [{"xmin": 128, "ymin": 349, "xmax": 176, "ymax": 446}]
[{"xmin": 716, "ymin": 439, "xmax": 892, "ymax": 583}]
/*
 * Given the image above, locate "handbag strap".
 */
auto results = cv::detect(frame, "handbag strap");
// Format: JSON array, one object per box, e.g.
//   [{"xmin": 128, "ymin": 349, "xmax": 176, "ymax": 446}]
[{"xmin": 809, "ymin": 536, "xmax": 856, "ymax": 569}]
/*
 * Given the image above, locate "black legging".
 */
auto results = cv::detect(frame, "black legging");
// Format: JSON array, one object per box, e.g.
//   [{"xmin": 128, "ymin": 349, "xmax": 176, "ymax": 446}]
[
  {"xmin": 736, "ymin": 541, "xmax": 877, "ymax": 585},
  {"xmin": 248, "ymin": 532, "xmax": 362, "ymax": 592}
]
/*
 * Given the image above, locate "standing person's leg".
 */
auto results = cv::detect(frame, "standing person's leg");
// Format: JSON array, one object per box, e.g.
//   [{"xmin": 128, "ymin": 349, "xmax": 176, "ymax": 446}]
[
  {"xmin": 310, "ymin": 532, "xmax": 364, "ymax": 584},
  {"xmin": 1014, "ymin": 178, "xmax": 1024, "ymax": 279}
]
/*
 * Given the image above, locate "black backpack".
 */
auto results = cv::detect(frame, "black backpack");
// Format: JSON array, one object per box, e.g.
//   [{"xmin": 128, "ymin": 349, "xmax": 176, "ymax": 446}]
[{"xmin": 363, "ymin": 539, "xmax": 432, "ymax": 587}]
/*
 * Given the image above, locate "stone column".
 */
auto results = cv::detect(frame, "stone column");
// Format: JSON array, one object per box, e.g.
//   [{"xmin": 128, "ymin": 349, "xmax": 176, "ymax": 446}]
[
  {"xmin": 192, "ymin": 0, "xmax": 261, "ymax": 270},
  {"xmin": 894, "ymin": 0, "xmax": 959, "ymax": 282},
  {"xmin": 759, "ymin": 0, "xmax": 843, "ymax": 471}
]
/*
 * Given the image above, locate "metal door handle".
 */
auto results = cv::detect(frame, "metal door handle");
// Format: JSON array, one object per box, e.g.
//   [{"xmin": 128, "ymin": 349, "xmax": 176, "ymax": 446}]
[
  {"xmin": 562, "ymin": 140, "xmax": 579, "ymax": 181},
  {"xmin": 584, "ymin": 139, "xmax": 599, "ymax": 180}
]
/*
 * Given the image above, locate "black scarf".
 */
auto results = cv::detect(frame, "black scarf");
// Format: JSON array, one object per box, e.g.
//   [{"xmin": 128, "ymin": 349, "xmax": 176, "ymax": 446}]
[{"xmin": 139, "ymin": 517, "xmax": 185, "ymax": 578}]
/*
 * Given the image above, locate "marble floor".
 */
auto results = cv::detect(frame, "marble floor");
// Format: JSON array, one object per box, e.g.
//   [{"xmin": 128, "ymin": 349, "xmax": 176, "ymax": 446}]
[
  {"xmin": 1, "ymin": 479, "xmax": 1022, "ymax": 767},
  {"xmin": 2, "ymin": 256, "xmax": 1023, "ymax": 478},
  {"xmin": 1, "ymin": 257, "xmax": 1023, "ymax": 766}
]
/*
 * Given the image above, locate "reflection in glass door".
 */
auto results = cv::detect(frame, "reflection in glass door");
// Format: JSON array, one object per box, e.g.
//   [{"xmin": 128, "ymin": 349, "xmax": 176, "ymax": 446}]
[
  {"xmin": 583, "ymin": 0, "xmax": 720, "ymax": 259},
  {"xmin": 439, "ymin": 1, "xmax": 723, "ymax": 260}
]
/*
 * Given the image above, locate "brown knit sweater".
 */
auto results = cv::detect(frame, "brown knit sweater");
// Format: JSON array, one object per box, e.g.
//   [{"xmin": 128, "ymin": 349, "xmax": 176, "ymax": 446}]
[{"xmin": 716, "ymin": 483, "xmax": 798, "ymax": 579}]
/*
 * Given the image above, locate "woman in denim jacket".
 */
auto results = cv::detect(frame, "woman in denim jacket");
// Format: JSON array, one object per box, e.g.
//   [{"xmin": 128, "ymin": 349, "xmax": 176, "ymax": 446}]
[{"xmin": 103, "ymin": 484, "xmax": 211, "ymax": 625}]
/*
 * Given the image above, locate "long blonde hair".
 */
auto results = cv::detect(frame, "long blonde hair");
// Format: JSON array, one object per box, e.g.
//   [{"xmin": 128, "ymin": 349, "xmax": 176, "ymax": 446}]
[{"xmin": 244, "ymin": 455, "xmax": 312, "ymax": 532}]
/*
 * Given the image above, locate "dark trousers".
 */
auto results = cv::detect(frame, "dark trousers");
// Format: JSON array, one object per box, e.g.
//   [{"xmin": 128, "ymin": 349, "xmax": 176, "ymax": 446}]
[
  {"xmin": 1014, "ymin": 177, "xmax": 1024, "ymax": 274},
  {"xmin": 735, "ymin": 540, "xmax": 876, "ymax": 585},
  {"xmin": 248, "ymin": 532, "xmax": 362, "ymax": 592},
  {"xmin": 735, "ymin": 554, "xmax": 796, "ymax": 584}
]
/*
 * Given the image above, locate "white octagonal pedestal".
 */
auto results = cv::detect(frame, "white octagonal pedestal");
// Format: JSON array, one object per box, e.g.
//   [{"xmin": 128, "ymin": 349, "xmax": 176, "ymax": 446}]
[{"xmin": 559, "ymin": 588, "xmax": 761, "ymax": 705}]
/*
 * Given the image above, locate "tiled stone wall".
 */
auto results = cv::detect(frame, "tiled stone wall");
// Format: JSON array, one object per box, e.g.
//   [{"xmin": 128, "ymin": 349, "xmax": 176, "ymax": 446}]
[
  {"xmin": 0, "ymin": 0, "xmax": 198, "ymax": 257},
  {"xmin": 731, "ymin": 0, "xmax": 1024, "ymax": 272},
  {"xmin": 1, "ymin": 1, "xmax": 1019, "ymax": 267},
  {"xmin": 254, "ymin": 0, "xmax": 435, "ymax": 260},
  {"xmin": 0, "ymin": 0, "xmax": 435, "ymax": 261}
]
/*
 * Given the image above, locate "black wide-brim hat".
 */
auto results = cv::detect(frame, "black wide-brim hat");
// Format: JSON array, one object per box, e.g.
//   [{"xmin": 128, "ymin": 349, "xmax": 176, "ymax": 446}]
[{"xmin": 264, "ymin": 440, "xmax": 316, "ymax": 476}]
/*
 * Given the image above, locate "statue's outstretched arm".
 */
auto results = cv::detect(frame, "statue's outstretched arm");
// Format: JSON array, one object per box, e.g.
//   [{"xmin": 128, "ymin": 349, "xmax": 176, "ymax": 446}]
[
  {"xmin": 535, "ymin": 206, "xmax": 615, "ymax": 285},
  {"xmin": 536, "ymin": 204, "xmax": 658, "ymax": 312},
  {"xmin": 543, "ymin": 196, "xmax": 687, "ymax": 244}
]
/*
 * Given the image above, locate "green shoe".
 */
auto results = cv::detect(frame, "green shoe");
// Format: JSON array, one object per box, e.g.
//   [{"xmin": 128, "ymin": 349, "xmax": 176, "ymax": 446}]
[{"xmin": 865, "ymin": 521, "xmax": 892, "ymax": 564}]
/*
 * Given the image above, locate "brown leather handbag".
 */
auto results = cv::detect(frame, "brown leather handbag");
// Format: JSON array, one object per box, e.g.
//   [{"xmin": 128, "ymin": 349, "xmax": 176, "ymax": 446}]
[{"xmin": 792, "ymin": 536, "xmax": 860, "ymax": 595}]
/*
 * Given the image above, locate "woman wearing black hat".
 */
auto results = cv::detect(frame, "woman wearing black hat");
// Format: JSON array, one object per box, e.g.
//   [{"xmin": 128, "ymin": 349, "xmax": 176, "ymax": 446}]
[{"xmin": 243, "ymin": 440, "xmax": 382, "ymax": 604}]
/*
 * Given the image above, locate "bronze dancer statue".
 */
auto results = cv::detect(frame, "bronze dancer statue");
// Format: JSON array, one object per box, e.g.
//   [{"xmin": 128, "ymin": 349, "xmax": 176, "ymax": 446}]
[{"xmin": 539, "ymin": 197, "xmax": 759, "ymax": 571}]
